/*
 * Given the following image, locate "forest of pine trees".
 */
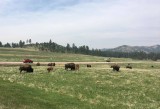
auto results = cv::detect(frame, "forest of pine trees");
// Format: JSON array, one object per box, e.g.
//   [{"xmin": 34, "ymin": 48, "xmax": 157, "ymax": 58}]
[{"xmin": 0, "ymin": 40, "xmax": 160, "ymax": 61}]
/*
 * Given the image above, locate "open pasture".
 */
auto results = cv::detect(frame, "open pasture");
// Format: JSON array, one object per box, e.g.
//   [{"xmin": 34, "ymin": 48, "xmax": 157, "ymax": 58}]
[
  {"xmin": 0, "ymin": 48, "xmax": 160, "ymax": 109},
  {"xmin": 0, "ymin": 48, "xmax": 106, "ymax": 62},
  {"xmin": 0, "ymin": 62, "xmax": 160, "ymax": 109}
]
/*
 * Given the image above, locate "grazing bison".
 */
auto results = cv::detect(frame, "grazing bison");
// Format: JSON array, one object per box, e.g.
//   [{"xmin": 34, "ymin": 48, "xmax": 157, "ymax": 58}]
[
  {"xmin": 87, "ymin": 64, "xmax": 91, "ymax": 67},
  {"xmin": 47, "ymin": 67, "xmax": 53, "ymax": 73},
  {"xmin": 36, "ymin": 62, "xmax": 40, "ymax": 66},
  {"xmin": 111, "ymin": 64, "xmax": 120, "ymax": 71},
  {"xmin": 106, "ymin": 58, "xmax": 111, "ymax": 62},
  {"xmin": 48, "ymin": 63, "xmax": 55, "ymax": 66},
  {"xmin": 75, "ymin": 64, "xmax": 79, "ymax": 70},
  {"xmin": 126, "ymin": 64, "xmax": 132, "ymax": 69},
  {"xmin": 65, "ymin": 63, "xmax": 76, "ymax": 70},
  {"xmin": 19, "ymin": 64, "xmax": 33, "ymax": 73}
]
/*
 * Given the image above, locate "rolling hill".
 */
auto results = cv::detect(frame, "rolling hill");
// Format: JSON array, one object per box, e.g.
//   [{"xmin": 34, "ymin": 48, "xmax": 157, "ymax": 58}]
[{"xmin": 103, "ymin": 45, "xmax": 160, "ymax": 53}]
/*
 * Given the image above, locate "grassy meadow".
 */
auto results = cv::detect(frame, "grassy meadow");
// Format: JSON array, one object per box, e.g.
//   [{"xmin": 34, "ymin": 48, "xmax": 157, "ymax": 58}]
[
  {"xmin": 0, "ymin": 47, "xmax": 160, "ymax": 109},
  {"xmin": 0, "ymin": 47, "xmax": 105, "ymax": 62}
]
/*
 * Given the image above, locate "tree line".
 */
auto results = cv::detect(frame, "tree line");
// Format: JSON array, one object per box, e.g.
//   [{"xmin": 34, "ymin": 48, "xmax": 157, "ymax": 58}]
[{"xmin": 0, "ymin": 40, "xmax": 159, "ymax": 61}]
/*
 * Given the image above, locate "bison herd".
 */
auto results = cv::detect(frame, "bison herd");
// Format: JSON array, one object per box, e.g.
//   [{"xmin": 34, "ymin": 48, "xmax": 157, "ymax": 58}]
[
  {"xmin": 19, "ymin": 62, "xmax": 80, "ymax": 73},
  {"xmin": 19, "ymin": 62, "xmax": 134, "ymax": 73},
  {"xmin": 19, "ymin": 62, "xmax": 56, "ymax": 73}
]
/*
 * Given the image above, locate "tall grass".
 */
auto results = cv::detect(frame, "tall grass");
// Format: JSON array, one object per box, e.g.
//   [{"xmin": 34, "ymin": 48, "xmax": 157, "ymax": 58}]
[
  {"xmin": 0, "ymin": 47, "xmax": 160, "ymax": 108},
  {"xmin": 0, "ymin": 64, "xmax": 160, "ymax": 109}
]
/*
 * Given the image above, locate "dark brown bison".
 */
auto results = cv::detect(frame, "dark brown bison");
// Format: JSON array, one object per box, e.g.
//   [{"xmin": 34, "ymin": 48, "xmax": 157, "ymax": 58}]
[
  {"xmin": 110, "ymin": 64, "xmax": 120, "ymax": 71},
  {"xmin": 87, "ymin": 64, "xmax": 91, "ymax": 67},
  {"xmin": 126, "ymin": 64, "xmax": 132, "ymax": 69},
  {"xmin": 65, "ymin": 63, "xmax": 76, "ymax": 70},
  {"xmin": 47, "ymin": 67, "xmax": 53, "ymax": 73},
  {"xmin": 36, "ymin": 62, "xmax": 40, "ymax": 66},
  {"xmin": 19, "ymin": 64, "xmax": 33, "ymax": 73},
  {"xmin": 48, "ymin": 63, "xmax": 55, "ymax": 66}
]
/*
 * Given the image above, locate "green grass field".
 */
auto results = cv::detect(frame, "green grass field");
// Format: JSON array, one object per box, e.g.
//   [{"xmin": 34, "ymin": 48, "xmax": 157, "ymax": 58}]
[
  {"xmin": 0, "ymin": 47, "xmax": 106, "ymax": 62},
  {"xmin": 0, "ymin": 47, "xmax": 160, "ymax": 109}
]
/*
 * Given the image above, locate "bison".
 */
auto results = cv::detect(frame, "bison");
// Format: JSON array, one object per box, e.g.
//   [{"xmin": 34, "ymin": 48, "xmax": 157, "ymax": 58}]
[
  {"xmin": 65, "ymin": 63, "xmax": 76, "ymax": 70},
  {"xmin": 75, "ymin": 64, "xmax": 79, "ymax": 70},
  {"xmin": 48, "ymin": 63, "xmax": 55, "ymax": 66},
  {"xmin": 19, "ymin": 64, "xmax": 33, "ymax": 73},
  {"xmin": 126, "ymin": 64, "xmax": 132, "ymax": 69},
  {"xmin": 36, "ymin": 62, "xmax": 40, "ymax": 66},
  {"xmin": 110, "ymin": 64, "xmax": 120, "ymax": 71},
  {"xmin": 47, "ymin": 67, "xmax": 53, "ymax": 73},
  {"xmin": 87, "ymin": 64, "xmax": 91, "ymax": 67},
  {"xmin": 106, "ymin": 58, "xmax": 111, "ymax": 62}
]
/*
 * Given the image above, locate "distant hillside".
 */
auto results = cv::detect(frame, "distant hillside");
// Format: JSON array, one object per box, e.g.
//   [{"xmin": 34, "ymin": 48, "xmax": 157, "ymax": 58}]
[
  {"xmin": 0, "ymin": 47, "xmax": 105, "ymax": 62},
  {"xmin": 1, "ymin": 40, "xmax": 160, "ymax": 60},
  {"xmin": 103, "ymin": 45, "xmax": 160, "ymax": 53}
]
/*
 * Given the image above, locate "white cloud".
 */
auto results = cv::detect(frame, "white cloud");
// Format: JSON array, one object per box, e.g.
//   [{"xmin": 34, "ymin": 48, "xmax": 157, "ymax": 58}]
[{"xmin": 0, "ymin": 0, "xmax": 160, "ymax": 48}]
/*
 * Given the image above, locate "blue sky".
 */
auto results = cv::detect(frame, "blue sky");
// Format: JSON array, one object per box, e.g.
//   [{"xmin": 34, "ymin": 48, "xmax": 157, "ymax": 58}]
[{"xmin": 0, "ymin": 0, "xmax": 160, "ymax": 49}]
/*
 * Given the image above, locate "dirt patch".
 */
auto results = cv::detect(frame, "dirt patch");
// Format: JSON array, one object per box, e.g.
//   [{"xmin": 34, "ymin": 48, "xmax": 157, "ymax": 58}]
[{"xmin": 0, "ymin": 61, "xmax": 160, "ymax": 67}]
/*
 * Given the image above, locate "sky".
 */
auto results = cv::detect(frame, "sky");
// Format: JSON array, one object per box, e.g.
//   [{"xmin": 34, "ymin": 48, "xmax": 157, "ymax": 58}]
[{"xmin": 0, "ymin": 0, "xmax": 160, "ymax": 49}]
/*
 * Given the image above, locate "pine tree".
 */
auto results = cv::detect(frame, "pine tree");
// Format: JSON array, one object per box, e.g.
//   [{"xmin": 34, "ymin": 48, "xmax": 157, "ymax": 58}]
[
  {"xmin": 19, "ymin": 40, "xmax": 25, "ymax": 48},
  {"xmin": 29, "ymin": 39, "xmax": 32, "ymax": 44},
  {"xmin": 66, "ymin": 43, "xmax": 71, "ymax": 52},
  {"xmin": 0, "ymin": 41, "xmax": 3, "ymax": 47},
  {"xmin": 4, "ymin": 43, "xmax": 11, "ymax": 47}
]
